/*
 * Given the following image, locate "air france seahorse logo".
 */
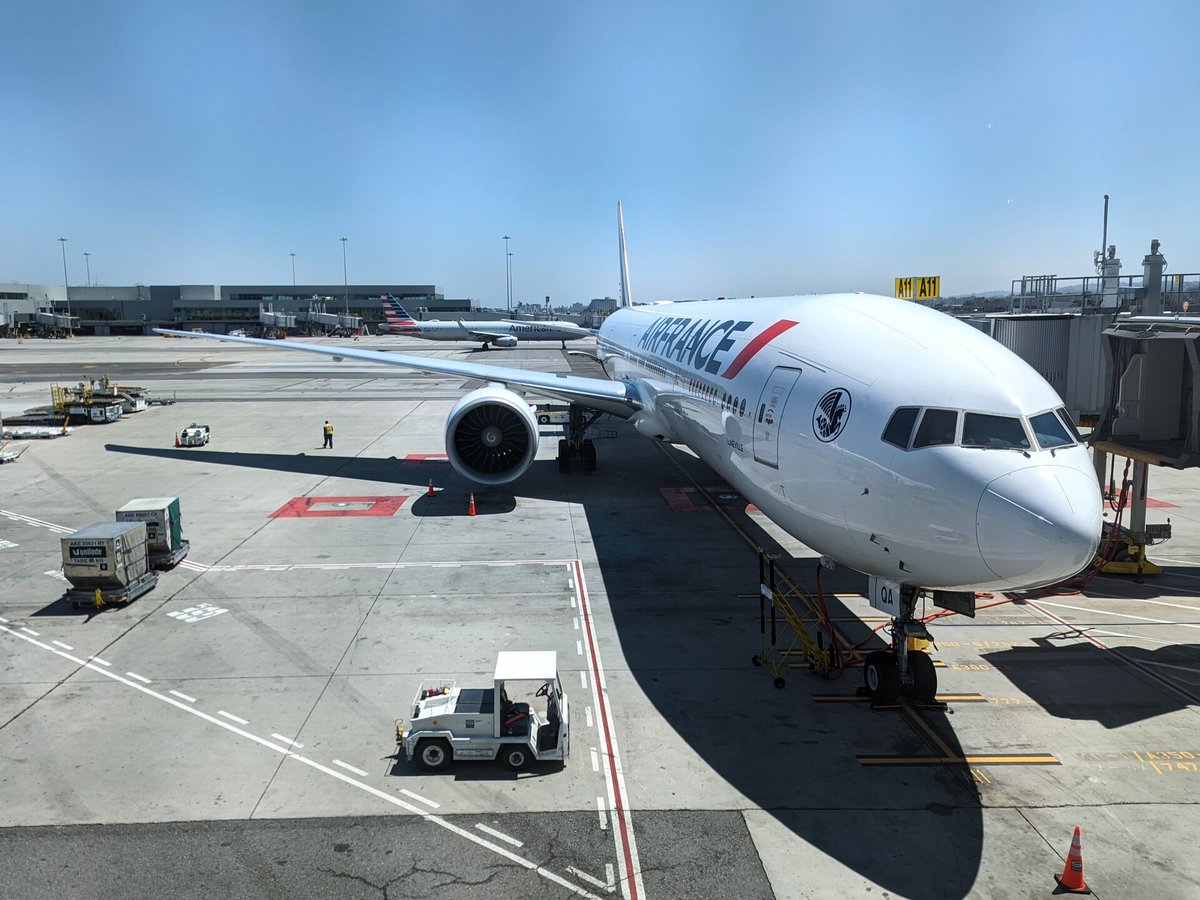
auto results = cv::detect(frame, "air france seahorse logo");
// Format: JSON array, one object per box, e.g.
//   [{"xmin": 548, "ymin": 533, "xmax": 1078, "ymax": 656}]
[{"xmin": 813, "ymin": 388, "xmax": 851, "ymax": 442}]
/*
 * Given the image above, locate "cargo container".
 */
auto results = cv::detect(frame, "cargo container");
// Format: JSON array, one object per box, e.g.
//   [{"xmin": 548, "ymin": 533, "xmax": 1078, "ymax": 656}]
[
  {"xmin": 61, "ymin": 521, "xmax": 158, "ymax": 606},
  {"xmin": 116, "ymin": 497, "xmax": 189, "ymax": 568}
]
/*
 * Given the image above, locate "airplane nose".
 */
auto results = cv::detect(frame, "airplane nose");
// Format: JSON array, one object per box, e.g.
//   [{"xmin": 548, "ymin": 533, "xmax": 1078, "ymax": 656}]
[{"xmin": 977, "ymin": 465, "xmax": 1102, "ymax": 588}]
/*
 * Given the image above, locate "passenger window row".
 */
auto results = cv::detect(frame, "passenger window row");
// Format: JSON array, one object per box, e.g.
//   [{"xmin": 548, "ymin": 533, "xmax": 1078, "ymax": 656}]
[{"xmin": 882, "ymin": 406, "xmax": 1080, "ymax": 452}]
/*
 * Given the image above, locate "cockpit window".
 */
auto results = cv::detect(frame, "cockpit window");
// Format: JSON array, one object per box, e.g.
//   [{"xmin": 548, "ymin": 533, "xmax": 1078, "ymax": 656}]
[
  {"xmin": 882, "ymin": 407, "xmax": 920, "ymax": 449},
  {"xmin": 1030, "ymin": 410, "xmax": 1075, "ymax": 449},
  {"xmin": 913, "ymin": 408, "xmax": 958, "ymax": 448},
  {"xmin": 962, "ymin": 413, "xmax": 1031, "ymax": 450},
  {"xmin": 1055, "ymin": 407, "xmax": 1083, "ymax": 443}
]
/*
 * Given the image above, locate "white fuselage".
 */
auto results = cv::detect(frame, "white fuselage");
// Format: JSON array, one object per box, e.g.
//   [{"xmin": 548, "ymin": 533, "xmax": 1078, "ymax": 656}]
[
  {"xmin": 597, "ymin": 293, "xmax": 1102, "ymax": 593},
  {"xmin": 396, "ymin": 319, "xmax": 588, "ymax": 343}
]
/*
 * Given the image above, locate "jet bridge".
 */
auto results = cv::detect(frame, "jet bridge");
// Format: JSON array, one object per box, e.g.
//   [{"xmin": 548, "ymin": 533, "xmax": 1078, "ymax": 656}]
[{"xmin": 1088, "ymin": 311, "xmax": 1199, "ymax": 574}]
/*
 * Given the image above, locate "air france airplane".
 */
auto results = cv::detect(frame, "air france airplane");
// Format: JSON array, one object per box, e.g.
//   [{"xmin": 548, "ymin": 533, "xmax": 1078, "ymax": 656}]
[
  {"xmin": 379, "ymin": 294, "xmax": 590, "ymax": 349},
  {"xmin": 159, "ymin": 203, "xmax": 1102, "ymax": 703}
]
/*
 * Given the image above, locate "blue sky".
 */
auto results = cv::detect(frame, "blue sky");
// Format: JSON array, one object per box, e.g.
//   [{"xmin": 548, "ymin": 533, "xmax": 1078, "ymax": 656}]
[{"xmin": 3, "ymin": 2, "xmax": 1198, "ymax": 304}]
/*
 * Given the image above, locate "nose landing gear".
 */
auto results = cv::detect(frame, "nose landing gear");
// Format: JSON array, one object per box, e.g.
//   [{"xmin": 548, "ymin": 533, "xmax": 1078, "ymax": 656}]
[{"xmin": 862, "ymin": 585, "xmax": 941, "ymax": 706}]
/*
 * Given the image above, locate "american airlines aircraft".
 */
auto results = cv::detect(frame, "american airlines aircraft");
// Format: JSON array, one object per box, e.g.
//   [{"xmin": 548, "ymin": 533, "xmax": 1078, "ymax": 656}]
[
  {"xmin": 158, "ymin": 204, "xmax": 1102, "ymax": 704},
  {"xmin": 379, "ymin": 293, "xmax": 590, "ymax": 349}
]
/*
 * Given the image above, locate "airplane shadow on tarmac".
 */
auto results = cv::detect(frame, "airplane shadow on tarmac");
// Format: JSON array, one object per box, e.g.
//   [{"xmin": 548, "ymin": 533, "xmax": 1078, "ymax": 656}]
[
  {"xmin": 984, "ymin": 636, "xmax": 1200, "ymax": 727},
  {"xmin": 104, "ymin": 439, "xmax": 988, "ymax": 898}
]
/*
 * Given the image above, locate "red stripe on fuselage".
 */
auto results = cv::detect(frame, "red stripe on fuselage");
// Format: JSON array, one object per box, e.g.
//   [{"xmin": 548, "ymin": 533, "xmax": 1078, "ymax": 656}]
[{"xmin": 720, "ymin": 319, "xmax": 799, "ymax": 379}]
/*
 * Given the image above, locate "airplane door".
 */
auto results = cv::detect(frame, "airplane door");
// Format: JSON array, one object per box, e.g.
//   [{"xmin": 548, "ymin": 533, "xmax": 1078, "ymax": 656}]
[{"xmin": 753, "ymin": 366, "xmax": 802, "ymax": 468}]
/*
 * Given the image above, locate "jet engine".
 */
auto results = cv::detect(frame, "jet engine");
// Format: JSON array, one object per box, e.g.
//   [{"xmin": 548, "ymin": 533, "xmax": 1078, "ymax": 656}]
[
  {"xmin": 445, "ymin": 385, "xmax": 539, "ymax": 485},
  {"xmin": 492, "ymin": 335, "xmax": 518, "ymax": 349}
]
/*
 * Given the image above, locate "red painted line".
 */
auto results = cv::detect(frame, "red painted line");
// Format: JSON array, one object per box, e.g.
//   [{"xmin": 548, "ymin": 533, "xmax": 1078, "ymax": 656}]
[
  {"xmin": 574, "ymin": 558, "xmax": 639, "ymax": 900},
  {"xmin": 720, "ymin": 319, "xmax": 799, "ymax": 379}
]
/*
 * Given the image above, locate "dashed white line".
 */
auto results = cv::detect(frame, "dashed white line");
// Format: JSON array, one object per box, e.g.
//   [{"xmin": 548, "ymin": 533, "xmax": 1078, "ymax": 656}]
[
  {"xmin": 89, "ymin": 656, "xmax": 111, "ymax": 667},
  {"xmin": 332, "ymin": 759, "xmax": 368, "ymax": 778},
  {"xmin": 168, "ymin": 690, "xmax": 197, "ymax": 703},
  {"xmin": 567, "ymin": 866, "xmax": 612, "ymax": 892},
  {"xmin": 597, "ymin": 796, "xmax": 608, "ymax": 831},
  {"xmin": 475, "ymin": 823, "xmax": 523, "ymax": 847},
  {"xmin": 574, "ymin": 617, "xmax": 579, "ymax": 630},
  {"xmin": 217, "ymin": 710, "xmax": 248, "ymax": 725},
  {"xmin": 126, "ymin": 672, "xmax": 152, "ymax": 684},
  {"xmin": 51, "ymin": 640, "xmax": 74, "ymax": 651},
  {"xmin": 576, "ymin": 639, "xmax": 583, "ymax": 655},
  {"xmin": 579, "ymin": 670, "xmax": 587, "ymax": 689},
  {"xmin": 399, "ymin": 788, "xmax": 441, "ymax": 809},
  {"xmin": 0, "ymin": 616, "xmax": 8, "ymax": 623},
  {"xmin": 590, "ymin": 748, "xmax": 600, "ymax": 772},
  {"xmin": 20, "ymin": 627, "xmax": 39, "ymax": 637},
  {"xmin": 272, "ymin": 733, "xmax": 303, "ymax": 748},
  {"xmin": 586, "ymin": 706, "xmax": 593, "ymax": 728}
]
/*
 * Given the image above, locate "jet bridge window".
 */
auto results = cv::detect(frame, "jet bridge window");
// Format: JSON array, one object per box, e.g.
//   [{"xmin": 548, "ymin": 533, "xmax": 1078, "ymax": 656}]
[
  {"xmin": 882, "ymin": 407, "xmax": 920, "ymax": 449},
  {"xmin": 912, "ymin": 408, "xmax": 958, "ymax": 448},
  {"xmin": 961, "ymin": 413, "xmax": 1031, "ymax": 450},
  {"xmin": 1030, "ymin": 410, "xmax": 1075, "ymax": 450}
]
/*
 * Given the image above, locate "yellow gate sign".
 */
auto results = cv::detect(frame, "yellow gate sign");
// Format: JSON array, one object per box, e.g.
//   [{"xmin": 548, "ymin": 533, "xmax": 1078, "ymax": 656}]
[{"xmin": 894, "ymin": 276, "xmax": 940, "ymax": 300}]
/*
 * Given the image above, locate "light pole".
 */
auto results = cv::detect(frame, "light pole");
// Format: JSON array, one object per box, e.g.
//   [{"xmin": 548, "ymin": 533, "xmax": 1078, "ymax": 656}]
[
  {"xmin": 503, "ymin": 235, "xmax": 512, "ymax": 312},
  {"xmin": 83, "ymin": 252, "xmax": 92, "ymax": 286},
  {"xmin": 290, "ymin": 252, "xmax": 296, "ymax": 287},
  {"xmin": 57, "ymin": 237, "xmax": 71, "ymax": 317},
  {"xmin": 340, "ymin": 237, "xmax": 348, "ymax": 314}
]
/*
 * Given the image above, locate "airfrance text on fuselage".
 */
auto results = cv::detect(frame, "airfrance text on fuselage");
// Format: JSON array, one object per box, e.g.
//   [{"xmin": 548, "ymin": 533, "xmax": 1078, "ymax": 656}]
[{"xmin": 637, "ymin": 316, "xmax": 752, "ymax": 375}]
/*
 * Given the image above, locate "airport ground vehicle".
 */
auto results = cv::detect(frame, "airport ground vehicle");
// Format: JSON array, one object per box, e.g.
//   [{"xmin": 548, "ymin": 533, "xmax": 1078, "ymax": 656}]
[
  {"xmin": 397, "ymin": 651, "xmax": 569, "ymax": 772},
  {"xmin": 179, "ymin": 424, "xmax": 210, "ymax": 446}
]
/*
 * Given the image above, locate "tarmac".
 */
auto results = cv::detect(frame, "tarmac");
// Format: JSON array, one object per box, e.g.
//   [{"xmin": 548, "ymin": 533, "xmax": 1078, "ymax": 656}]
[{"xmin": 2, "ymin": 333, "xmax": 1200, "ymax": 899}]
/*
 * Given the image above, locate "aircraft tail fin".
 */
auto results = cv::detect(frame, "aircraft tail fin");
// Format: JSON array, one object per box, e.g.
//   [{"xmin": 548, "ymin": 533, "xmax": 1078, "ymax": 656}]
[
  {"xmin": 380, "ymin": 294, "xmax": 419, "ymax": 333},
  {"xmin": 618, "ymin": 201, "xmax": 633, "ymax": 308}
]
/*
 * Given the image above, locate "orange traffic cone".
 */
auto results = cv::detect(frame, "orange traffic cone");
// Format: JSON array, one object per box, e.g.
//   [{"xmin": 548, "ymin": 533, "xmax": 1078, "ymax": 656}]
[
  {"xmin": 426, "ymin": 478, "xmax": 435, "ymax": 498},
  {"xmin": 1053, "ymin": 826, "xmax": 1091, "ymax": 894},
  {"xmin": 468, "ymin": 492, "xmax": 476, "ymax": 516},
  {"xmin": 174, "ymin": 432, "xmax": 180, "ymax": 447}
]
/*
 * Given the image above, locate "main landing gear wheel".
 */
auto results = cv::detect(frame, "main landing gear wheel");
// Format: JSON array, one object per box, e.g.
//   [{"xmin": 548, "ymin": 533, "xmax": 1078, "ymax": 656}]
[
  {"xmin": 864, "ymin": 651, "xmax": 900, "ymax": 704},
  {"xmin": 908, "ymin": 650, "xmax": 937, "ymax": 704},
  {"xmin": 557, "ymin": 439, "xmax": 571, "ymax": 473},
  {"xmin": 416, "ymin": 738, "xmax": 452, "ymax": 772},
  {"xmin": 582, "ymin": 439, "xmax": 597, "ymax": 472}
]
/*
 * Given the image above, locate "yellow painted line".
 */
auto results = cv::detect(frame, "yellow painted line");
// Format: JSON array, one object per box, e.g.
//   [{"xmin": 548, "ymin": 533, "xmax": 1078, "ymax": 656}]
[
  {"xmin": 904, "ymin": 701, "xmax": 956, "ymax": 756},
  {"xmin": 858, "ymin": 754, "xmax": 1060, "ymax": 766}
]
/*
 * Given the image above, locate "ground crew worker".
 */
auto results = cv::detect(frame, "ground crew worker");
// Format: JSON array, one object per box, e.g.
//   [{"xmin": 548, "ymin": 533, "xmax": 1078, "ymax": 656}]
[{"xmin": 323, "ymin": 420, "xmax": 334, "ymax": 449}]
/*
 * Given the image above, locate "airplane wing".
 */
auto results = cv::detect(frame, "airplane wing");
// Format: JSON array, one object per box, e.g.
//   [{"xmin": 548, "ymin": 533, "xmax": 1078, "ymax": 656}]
[
  {"xmin": 153, "ymin": 329, "xmax": 641, "ymax": 417},
  {"xmin": 457, "ymin": 322, "xmax": 514, "ymax": 343}
]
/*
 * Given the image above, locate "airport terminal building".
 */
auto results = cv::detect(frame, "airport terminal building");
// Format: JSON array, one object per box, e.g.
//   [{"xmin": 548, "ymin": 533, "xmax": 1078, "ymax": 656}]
[{"xmin": 0, "ymin": 282, "xmax": 464, "ymax": 335}]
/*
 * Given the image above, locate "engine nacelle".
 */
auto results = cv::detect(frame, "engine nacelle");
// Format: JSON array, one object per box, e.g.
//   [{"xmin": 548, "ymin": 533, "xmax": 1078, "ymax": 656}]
[
  {"xmin": 492, "ymin": 335, "xmax": 518, "ymax": 349},
  {"xmin": 445, "ymin": 385, "xmax": 539, "ymax": 485}
]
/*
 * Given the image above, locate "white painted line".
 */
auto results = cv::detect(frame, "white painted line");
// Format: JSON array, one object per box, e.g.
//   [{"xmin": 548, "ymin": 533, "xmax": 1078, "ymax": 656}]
[
  {"xmin": 597, "ymin": 796, "xmax": 608, "ymax": 831},
  {"xmin": 574, "ymin": 617, "xmax": 579, "ymax": 630},
  {"xmin": 217, "ymin": 710, "xmax": 248, "ymax": 725},
  {"xmin": 89, "ymin": 656, "xmax": 111, "ymax": 667},
  {"xmin": 168, "ymin": 690, "xmax": 197, "ymax": 703},
  {"xmin": 568, "ymin": 579, "xmax": 575, "ymax": 591},
  {"xmin": 590, "ymin": 748, "xmax": 600, "ymax": 772},
  {"xmin": 576, "ymin": 639, "xmax": 583, "ymax": 655},
  {"xmin": 605, "ymin": 864, "xmax": 615, "ymax": 891},
  {"xmin": 567, "ymin": 866, "xmax": 612, "ymax": 892},
  {"xmin": 586, "ymin": 706, "xmax": 593, "ymax": 728},
  {"xmin": 575, "ymin": 559, "xmax": 644, "ymax": 900},
  {"xmin": 0, "ymin": 616, "xmax": 8, "ymax": 623},
  {"xmin": 579, "ymin": 670, "xmax": 587, "ymax": 689},
  {"xmin": 20, "ymin": 627, "xmax": 39, "ymax": 636},
  {"xmin": 570, "ymin": 595, "xmax": 576, "ymax": 608},
  {"xmin": 475, "ymin": 823, "xmax": 523, "ymax": 847},
  {"xmin": 51, "ymin": 640, "xmax": 74, "ymax": 651},
  {"xmin": 1036, "ymin": 599, "xmax": 1200, "ymax": 630},
  {"xmin": 126, "ymin": 672, "xmax": 152, "ymax": 684},
  {"xmin": 272, "ymin": 733, "xmax": 303, "ymax": 748},
  {"xmin": 399, "ymin": 788, "xmax": 441, "ymax": 809},
  {"xmin": 332, "ymin": 759, "xmax": 369, "ymax": 778}
]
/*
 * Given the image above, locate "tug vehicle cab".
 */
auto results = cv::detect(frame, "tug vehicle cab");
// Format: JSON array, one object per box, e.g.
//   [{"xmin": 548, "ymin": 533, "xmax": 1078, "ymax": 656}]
[{"xmin": 398, "ymin": 651, "xmax": 570, "ymax": 772}]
